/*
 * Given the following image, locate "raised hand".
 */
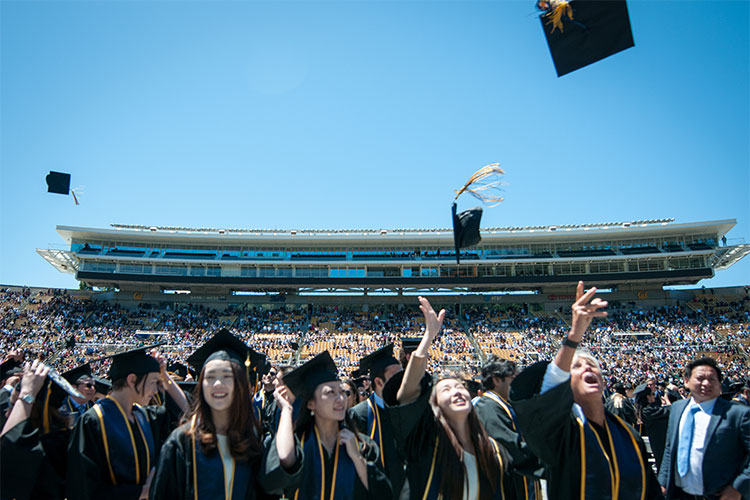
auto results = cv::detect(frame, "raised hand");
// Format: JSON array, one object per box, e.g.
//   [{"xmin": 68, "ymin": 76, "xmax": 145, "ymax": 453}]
[
  {"xmin": 569, "ymin": 281, "xmax": 608, "ymax": 342},
  {"xmin": 274, "ymin": 384, "xmax": 295, "ymax": 412},
  {"xmin": 338, "ymin": 428, "xmax": 362, "ymax": 461},
  {"xmin": 418, "ymin": 296, "xmax": 446, "ymax": 345},
  {"xmin": 20, "ymin": 359, "xmax": 50, "ymax": 399}
]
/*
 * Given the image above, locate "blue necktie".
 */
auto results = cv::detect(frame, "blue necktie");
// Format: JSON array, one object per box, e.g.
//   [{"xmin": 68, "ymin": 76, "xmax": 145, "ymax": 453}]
[{"xmin": 677, "ymin": 405, "xmax": 701, "ymax": 477}]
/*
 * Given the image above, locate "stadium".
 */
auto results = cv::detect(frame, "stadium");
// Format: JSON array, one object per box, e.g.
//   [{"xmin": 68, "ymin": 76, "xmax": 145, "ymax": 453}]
[{"xmin": 3, "ymin": 216, "xmax": 742, "ymax": 385}]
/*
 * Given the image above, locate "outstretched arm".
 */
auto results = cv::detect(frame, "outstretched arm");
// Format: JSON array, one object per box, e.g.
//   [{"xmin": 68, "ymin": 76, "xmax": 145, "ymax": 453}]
[{"xmin": 552, "ymin": 281, "xmax": 608, "ymax": 373}]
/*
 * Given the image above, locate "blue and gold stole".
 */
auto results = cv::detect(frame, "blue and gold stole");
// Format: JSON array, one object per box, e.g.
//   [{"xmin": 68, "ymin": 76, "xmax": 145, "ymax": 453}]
[
  {"xmin": 189, "ymin": 416, "xmax": 253, "ymax": 500},
  {"xmin": 293, "ymin": 426, "xmax": 357, "ymax": 500},
  {"xmin": 421, "ymin": 434, "xmax": 506, "ymax": 500},
  {"xmin": 482, "ymin": 391, "xmax": 540, "ymax": 500},
  {"xmin": 573, "ymin": 405, "xmax": 646, "ymax": 500},
  {"xmin": 366, "ymin": 396, "xmax": 385, "ymax": 467},
  {"xmin": 91, "ymin": 396, "xmax": 156, "ymax": 486}
]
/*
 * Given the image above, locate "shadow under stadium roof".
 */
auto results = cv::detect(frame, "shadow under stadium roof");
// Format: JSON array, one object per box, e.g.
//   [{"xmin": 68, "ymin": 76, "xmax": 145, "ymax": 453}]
[{"xmin": 38, "ymin": 219, "xmax": 749, "ymax": 294}]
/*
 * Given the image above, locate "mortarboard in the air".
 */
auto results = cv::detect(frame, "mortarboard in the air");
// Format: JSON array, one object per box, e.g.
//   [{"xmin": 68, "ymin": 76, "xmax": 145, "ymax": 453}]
[
  {"xmin": 359, "ymin": 344, "xmax": 400, "ymax": 380},
  {"xmin": 452, "ymin": 164, "xmax": 504, "ymax": 264},
  {"xmin": 1, "ymin": 358, "xmax": 22, "ymax": 379},
  {"xmin": 283, "ymin": 351, "xmax": 339, "ymax": 399},
  {"xmin": 537, "ymin": 0, "xmax": 634, "ymax": 77},
  {"xmin": 62, "ymin": 363, "xmax": 93, "ymax": 385},
  {"xmin": 400, "ymin": 337, "xmax": 422, "ymax": 356},
  {"xmin": 46, "ymin": 171, "xmax": 71, "ymax": 195},
  {"xmin": 186, "ymin": 328, "xmax": 263, "ymax": 378},
  {"xmin": 106, "ymin": 344, "xmax": 162, "ymax": 381}
]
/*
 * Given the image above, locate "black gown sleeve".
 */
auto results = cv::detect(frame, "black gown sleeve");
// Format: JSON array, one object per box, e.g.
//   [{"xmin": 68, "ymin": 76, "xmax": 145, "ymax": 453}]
[
  {"xmin": 66, "ymin": 411, "xmax": 143, "ymax": 500},
  {"xmin": 148, "ymin": 426, "xmax": 189, "ymax": 500},
  {"xmin": 257, "ymin": 430, "xmax": 304, "ymax": 496},
  {"xmin": 1, "ymin": 420, "xmax": 45, "ymax": 500},
  {"xmin": 355, "ymin": 433, "xmax": 393, "ymax": 500}
]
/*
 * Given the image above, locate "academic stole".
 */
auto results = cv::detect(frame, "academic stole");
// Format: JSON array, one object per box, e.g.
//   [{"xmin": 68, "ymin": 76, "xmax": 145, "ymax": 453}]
[
  {"xmin": 482, "ymin": 391, "xmax": 541, "ymax": 500},
  {"xmin": 575, "ymin": 414, "xmax": 646, "ymax": 500},
  {"xmin": 92, "ymin": 397, "xmax": 155, "ymax": 485},
  {"xmin": 189, "ymin": 416, "xmax": 252, "ymax": 500},
  {"xmin": 293, "ymin": 427, "xmax": 356, "ymax": 500},
  {"xmin": 366, "ymin": 397, "xmax": 385, "ymax": 467},
  {"xmin": 421, "ymin": 434, "xmax": 506, "ymax": 500}
]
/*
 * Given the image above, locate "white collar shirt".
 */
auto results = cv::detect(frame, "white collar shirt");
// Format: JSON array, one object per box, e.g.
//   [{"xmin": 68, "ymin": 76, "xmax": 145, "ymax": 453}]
[{"xmin": 675, "ymin": 396, "xmax": 718, "ymax": 495}]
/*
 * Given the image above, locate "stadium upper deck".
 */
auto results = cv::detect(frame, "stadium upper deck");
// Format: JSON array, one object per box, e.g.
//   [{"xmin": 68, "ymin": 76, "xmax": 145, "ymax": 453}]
[{"xmin": 37, "ymin": 218, "xmax": 749, "ymax": 294}]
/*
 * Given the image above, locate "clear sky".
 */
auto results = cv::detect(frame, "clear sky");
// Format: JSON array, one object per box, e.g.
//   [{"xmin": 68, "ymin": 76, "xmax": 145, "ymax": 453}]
[{"xmin": 1, "ymin": 0, "xmax": 748, "ymax": 290}]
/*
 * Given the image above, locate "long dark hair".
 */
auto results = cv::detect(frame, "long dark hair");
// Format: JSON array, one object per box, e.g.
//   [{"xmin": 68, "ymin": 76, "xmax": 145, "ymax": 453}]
[
  {"xmin": 184, "ymin": 361, "xmax": 261, "ymax": 463},
  {"xmin": 293, "ymin": 382, "xmax": 361, "ymax": 439},
  {"xmin": 430, "ymin": 374, "xmax": 507, "ymax": 500}
]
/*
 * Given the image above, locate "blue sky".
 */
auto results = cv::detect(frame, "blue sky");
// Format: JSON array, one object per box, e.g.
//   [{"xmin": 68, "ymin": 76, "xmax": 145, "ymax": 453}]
[{"xmin": 1, "ymin": 0, "xmax": 748, "ymax": 290}]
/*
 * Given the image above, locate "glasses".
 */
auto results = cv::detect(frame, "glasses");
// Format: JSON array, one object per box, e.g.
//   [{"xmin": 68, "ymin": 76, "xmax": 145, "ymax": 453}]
[
  {"xmin": 344, "ymin": 390, "xmax": 352, "ymax": 396},
  {"xmin": 80, "ymin": 382, "xmax": 95, "ymax": 388}
]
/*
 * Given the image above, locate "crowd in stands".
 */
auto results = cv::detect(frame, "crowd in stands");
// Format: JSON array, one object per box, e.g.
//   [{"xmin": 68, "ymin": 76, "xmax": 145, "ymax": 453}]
[{"xmin": 1, "ymin": 286, "xmax": 748, "ymax": 391}]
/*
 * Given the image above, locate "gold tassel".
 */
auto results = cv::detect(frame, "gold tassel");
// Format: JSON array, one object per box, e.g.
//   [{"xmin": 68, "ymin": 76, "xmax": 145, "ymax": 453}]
[
  {"xmin": 544, "ymin": 0, "xmax": 573, "ymax": 33},
  {"xmin": 454, "ymin": 163, "xmax": 505, "ymax": 206},
  {"xmin": 245, "ymin": 353, "xmax": 251, "ymax": 380},
  {"xmin": 42, "ymin": 380, "xmax": 52, "ymax": 434}
]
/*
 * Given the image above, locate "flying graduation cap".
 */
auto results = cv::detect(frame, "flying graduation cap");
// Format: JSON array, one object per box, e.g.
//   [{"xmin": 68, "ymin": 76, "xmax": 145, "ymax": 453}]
[
  {"xmin": 537, "ymin": 0, "xmax": 635, "ymax": 77},
  {"xmin": 452, "ymin": 164, "xmax": 505, "ymax": 264},
  {"xmin": 45, "ymin": 171, "xmax": 80, "ymax": 204}
]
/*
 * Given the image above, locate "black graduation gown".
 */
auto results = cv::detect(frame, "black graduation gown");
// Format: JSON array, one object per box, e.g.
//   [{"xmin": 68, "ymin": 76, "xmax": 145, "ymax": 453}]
[
  {"xmin": 253, "ymin": 390, "xmax": 279, "ymax": 436},
  {"xmin": 348, "ymin": 395, "xmax": 406, "ymax": 499},
  {"xmin": 66, "ymin": 399, "xmax": 171, "ymax": 500},
  {"xmin": 475, "ymin": 390, "xmax": 545, "ymax": 500},
  {"xmin": 640, "ymin": 402, "xmax": 669, "ymax": 471},
  {"xmin": 287, "ymin": 428, "xmax": 391, "ymax": 500},
  {"xmin": 510, "ymin": 362, "xmax": 663, "ymax": 500},
  {"xmin": 148, "ymin": 422, "xmax": 304, "ymax": 500},
  {"xmin": 0, "ymin": 420, "xmax": 69, "ymax": 500},
  {"xmin": 60, "ymin": 396, "xmax": 94, "ymax": 425},
  {"xmin": 386, "ymin": 377, "xmax": 509, "ymax": 500}
]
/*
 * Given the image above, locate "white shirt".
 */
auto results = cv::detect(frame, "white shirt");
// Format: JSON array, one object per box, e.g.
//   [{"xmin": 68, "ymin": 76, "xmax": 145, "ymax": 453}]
[
  {"xmin": 675, "ymin": 397, "xmax": 718, "ymax": 495},
  {"xmin": 463, "ymin": 450, "xmax": 479, "ymax": 500},
  {"xmin": 541, "ymin": 361, "xmax": 570, "ymax": 394}
]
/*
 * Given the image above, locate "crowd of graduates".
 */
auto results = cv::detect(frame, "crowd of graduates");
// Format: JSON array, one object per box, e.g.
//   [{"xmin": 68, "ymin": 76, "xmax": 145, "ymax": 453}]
[{"xmin": 1, "ymin": 281, "xmax": 748, "ymax": 499}]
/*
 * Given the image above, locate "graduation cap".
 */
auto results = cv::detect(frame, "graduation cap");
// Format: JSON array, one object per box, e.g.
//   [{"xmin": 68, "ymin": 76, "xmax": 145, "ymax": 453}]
[
  {"xmin": 452, "ymin": 164, "xmax": 504, "ymax": 264},
  {"xmin": 39, "ymin": 368, "xmax": 85, "ymax": 433},
  {"xmin": 538, "ymin": 0, "xmax": 635, "ymax": 77},
  {"xmin": 400, "ymin": 337, "xmax": 422, "ymax": 356},
  {"xmin": 359, "ymin": 344, "xmax": 400, "ymax": 380},
  {"xmin": 283, "ymin": 351, "xmax": 339, "ymax": 399},
  {"xmin": 92, "ymin": 376, "xmax": 111, "ymax": 395},
  {"xmin": 186, "ymin": 329, "xmax": 263, "ymax": 379},
  {"xmin": 464, "ymin": 378, "xmax": 482, "ymax": 396},
  {"xmin": 167, "ymin": 362, "xmax": 189, "ymax": 380},
  {"xmin": 62, "ymin": 363, "xmax": 93, "ymax": 385},
  {"xmin": 106, "ymin": 344, "xmax": 162, "ymax": 381},
  {"xmin": 1, "ymin": 358, "xmax": 22, "ymax": 380},
  {"xmin": 45, "ymin": 171, "xmax": 80, "ymax": 204}
]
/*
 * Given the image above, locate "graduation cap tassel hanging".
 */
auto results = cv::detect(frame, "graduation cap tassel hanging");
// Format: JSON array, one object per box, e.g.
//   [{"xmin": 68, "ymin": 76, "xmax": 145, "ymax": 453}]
[{"xmin": 452, "ymin": 164, "xmax": 505, "ymax": 265}]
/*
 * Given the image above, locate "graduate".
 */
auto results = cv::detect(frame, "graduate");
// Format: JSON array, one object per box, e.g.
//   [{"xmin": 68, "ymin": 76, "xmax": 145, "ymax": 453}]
[
  {"xmin": 252, "ymin": 364, "xmax": 278, "ymax": 433},
  {"xmin": 149, "ymin": 329, "xmax": 303, "ymax": 500},
  {"xmin": 385, "ymin": 296, "xmax": 510, "ymax": 500},
  {"xmin": 510, "ymin": 282, "xmax": 663, "ymax": 500},
  {"xmin": 60, "ymin": 363, "xmax": 96, "ymax": 424},
  {"xmin": 1, "ymin": 359, "xmax": 80, "ymax": 500},
  {"xmin": 283, "ymin": 350, "xmax": 392, "ymax": 500},
  {"xmin": 348, "ymin": 344, "xmax": 406, "ymax": 500},
  {"xmin": 66, "ymin": 345, "xmax": 187, "ymax": 500}
]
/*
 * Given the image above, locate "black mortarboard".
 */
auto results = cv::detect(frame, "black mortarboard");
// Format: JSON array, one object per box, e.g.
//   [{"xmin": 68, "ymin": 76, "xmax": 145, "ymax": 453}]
[
  {"xmin": 452, "ymin": 203, "xmax": 482, "ymax": 265},
  {"xmin": 464, "ymin": 378, "xmax": 482, "ymax": 396},
  {"xmin": 36, "ymin": 368, "xmax": 85, "ymax": 433},
  {"xmin": 93, "ymin": 376, "xmax": 111, "ymax": 395},
  {"xmin": 400, "ymin": 338, "xmax": 422, "ymax": 355},
  {"xmin": 186, "ymin": 329, "xmax": 262, "ymax": 374},
  {"xmin": 665, "ymin": 388, "xmax": 681, "ymax": 403},
  {"xmin": 107, "ymin": 345, "xmax": 161, "ymax": 381},
  {"xmin": 1, "ymin": 359, "xmax": 22, "ymax": 379},
  {"xmin": 62, "ymin": 363, "xmax": 93, "ymax": 385},
  {"xmin": 539, "ymin": 0, "xmax": 634, "ymax": 77},
  {"xmin": 632, "ymin": 383, "xmax": 650, "ymax": 397},
  {"xmin": 283, "ymin": 351, "xmax": 339, "ymax": 399},
  {"xmin": 46, "ymin": 171, "xmax": 71, "ymax": 195},
  {"xmin": 167, "ymin": 362, "xmax": 189, "ymax": 379},
  {"xmin": 359, "ymin": 344, "xmax": 400, "ymax": 380}
]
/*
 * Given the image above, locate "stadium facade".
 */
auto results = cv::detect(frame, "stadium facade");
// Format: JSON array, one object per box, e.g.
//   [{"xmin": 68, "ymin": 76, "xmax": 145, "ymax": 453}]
[{"xmin": 37, "ymin": 219, "xmax": 748, "ymax": 306}]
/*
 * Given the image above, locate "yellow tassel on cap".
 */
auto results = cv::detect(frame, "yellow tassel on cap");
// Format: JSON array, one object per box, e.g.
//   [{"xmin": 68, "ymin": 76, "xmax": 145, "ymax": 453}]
[
  {"xmin": 544, "ymin": 0, "xmax": 573, "ymax": 33},
  {"xmin": 454, "ymin": 163, "xmax": 505, "ymax": 206}
]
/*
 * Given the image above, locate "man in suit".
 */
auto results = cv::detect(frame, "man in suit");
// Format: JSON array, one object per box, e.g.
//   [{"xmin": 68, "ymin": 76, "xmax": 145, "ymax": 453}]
[{"xmin": 657, "ymin": 357, "xmax": 750, "ymax": 499}]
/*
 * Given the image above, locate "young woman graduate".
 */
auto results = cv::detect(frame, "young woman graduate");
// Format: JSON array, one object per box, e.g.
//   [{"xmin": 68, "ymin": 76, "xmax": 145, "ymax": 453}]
[
  {"xmin": 66, "ymin": 345, "xmax": 188, "ymax": 500},
  {"xmin": 148, "ymin": 329, "xmax": 303, "ymax": 500},
  {"xmin": 0, "ymin": 359, "xmax": 82, "ymax": 500},
  {"xmin": 281, "ymin": 350, "xmax": 392, "ymax": 500},
  {"xmin": 384, "ymin": 297, "xmax": 510, "ymax": 500},
  {"xmin": 509, "ymin": 282, "xmax": 663, "ymax": 500}
]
